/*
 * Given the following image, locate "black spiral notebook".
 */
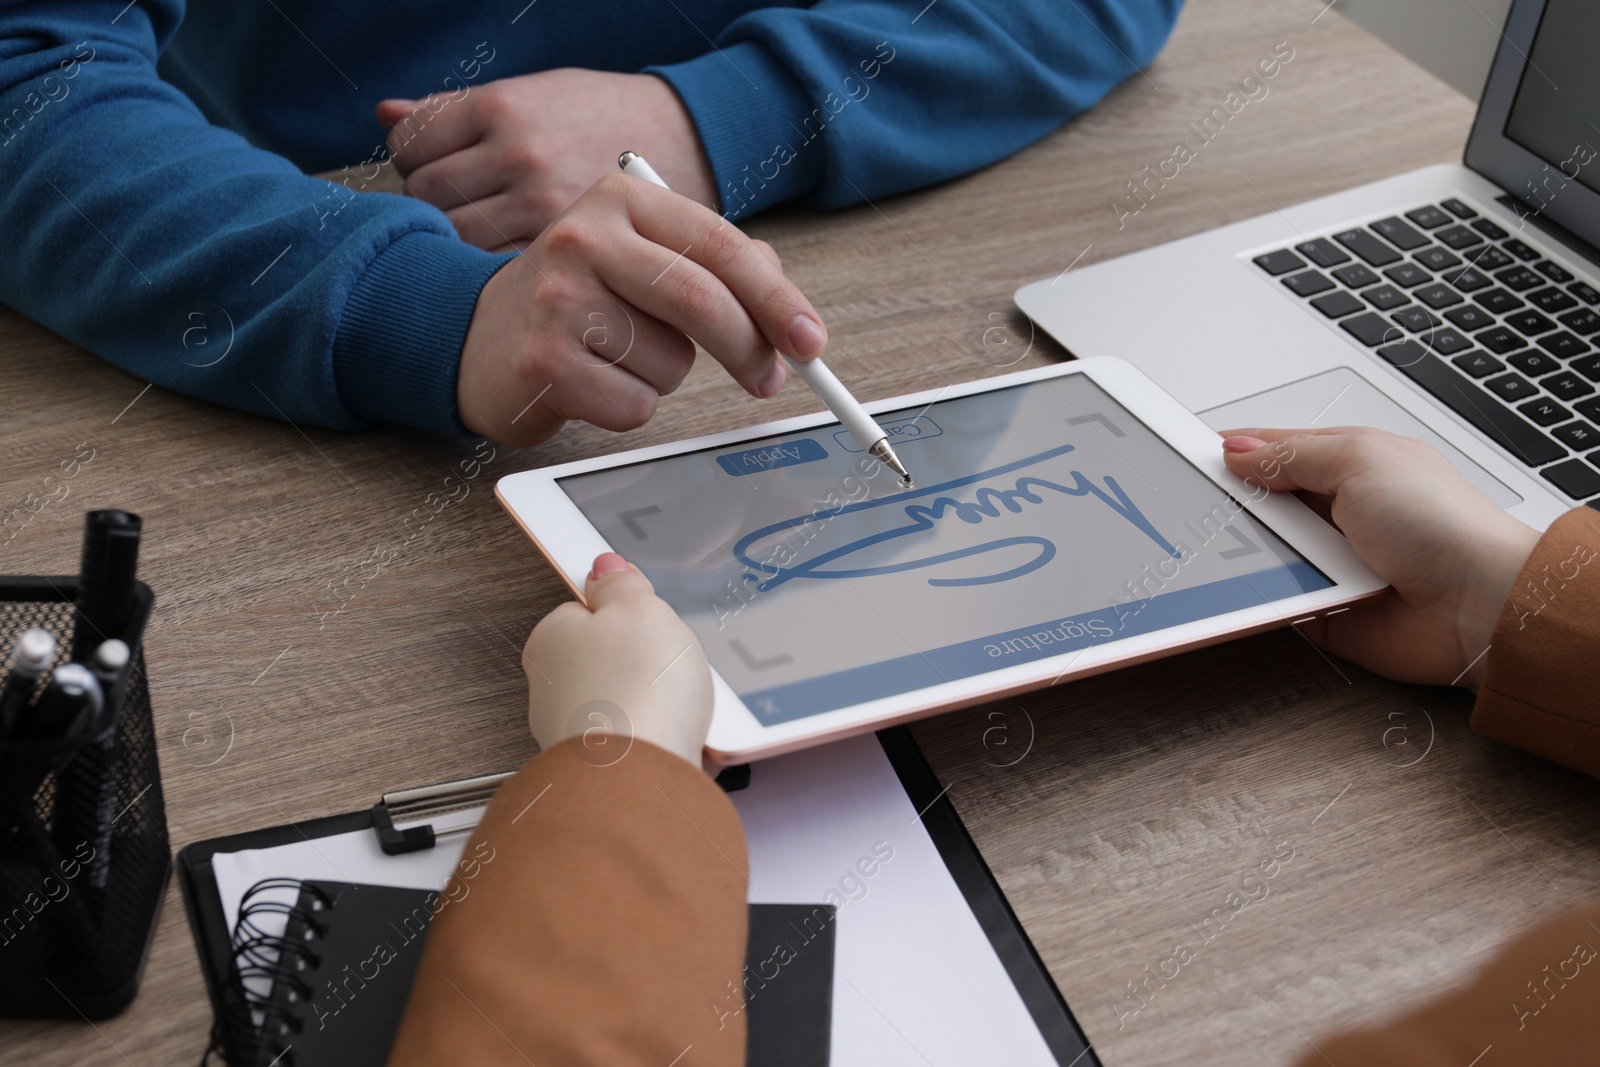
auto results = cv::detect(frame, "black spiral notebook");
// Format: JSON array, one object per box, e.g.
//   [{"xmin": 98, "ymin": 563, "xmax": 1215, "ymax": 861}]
[
  {"xmin": 180, "ymin": 729, "xmax": 1096, "ymax": 1066},
  {"xmin": 211, "ymin": 876, "xmax": 834, "ymax": 1067}
]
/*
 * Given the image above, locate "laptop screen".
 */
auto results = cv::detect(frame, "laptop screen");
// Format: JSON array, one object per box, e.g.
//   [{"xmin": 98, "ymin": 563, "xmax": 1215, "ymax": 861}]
[{"xmin": 1502, "ymin": 1, "xmax": 1600, "ymax": 196}]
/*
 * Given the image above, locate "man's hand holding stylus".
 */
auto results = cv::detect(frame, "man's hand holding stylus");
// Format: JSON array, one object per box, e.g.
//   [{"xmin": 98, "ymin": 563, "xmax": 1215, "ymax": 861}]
[{"xmin": 455, "ymin": 175, "xmax": 830, "ymax": 447}]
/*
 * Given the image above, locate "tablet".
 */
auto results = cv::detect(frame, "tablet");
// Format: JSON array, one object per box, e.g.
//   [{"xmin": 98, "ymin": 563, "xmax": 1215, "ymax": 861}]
[{"xmin": 497, "ymin": 358, "xmax": 1384, "ymax": 763}]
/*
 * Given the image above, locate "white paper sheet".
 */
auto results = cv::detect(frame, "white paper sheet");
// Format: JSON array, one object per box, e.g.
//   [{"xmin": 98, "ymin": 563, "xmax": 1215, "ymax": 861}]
[{"xmin": 209, "ymin": 734, "xmax": 1054, "ymax": 1064}]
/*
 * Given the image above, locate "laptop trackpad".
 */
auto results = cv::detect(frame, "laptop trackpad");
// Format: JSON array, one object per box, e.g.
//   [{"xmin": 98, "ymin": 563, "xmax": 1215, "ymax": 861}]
[{"xmin": 1197, "ymin": 368, "xmax": 1522, "ymax": 508}]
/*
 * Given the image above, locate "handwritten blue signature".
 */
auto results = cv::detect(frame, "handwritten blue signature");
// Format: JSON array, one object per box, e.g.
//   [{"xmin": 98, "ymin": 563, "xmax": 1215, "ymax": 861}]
[{"xmin": 733, "ymin": 443, "xmax": 1180, "ymax": 591}]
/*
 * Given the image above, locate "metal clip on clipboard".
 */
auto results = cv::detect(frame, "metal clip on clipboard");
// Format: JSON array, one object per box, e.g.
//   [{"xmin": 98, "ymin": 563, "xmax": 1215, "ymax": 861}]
[
  {"xmin": 369, "ymin": 771, "xmax": 514, "ymax": 855},
  {"xmin": 368, "ymin": 764, "xmax": 754, "ymax": 854}
]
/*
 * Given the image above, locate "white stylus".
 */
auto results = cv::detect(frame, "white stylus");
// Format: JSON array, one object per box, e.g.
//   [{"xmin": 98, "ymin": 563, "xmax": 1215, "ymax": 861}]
[{"xmin": 618, "ymin": 151, "xmax": 914, "ymax": 487}]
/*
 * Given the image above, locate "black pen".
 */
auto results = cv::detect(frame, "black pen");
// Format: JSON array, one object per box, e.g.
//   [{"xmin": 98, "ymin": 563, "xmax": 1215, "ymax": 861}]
[
  {"xmin": 0, "ymin": 628, "xmax": 56, "ymax": 735},
  {"xmin": 63, "ymin": 640, "xmax": 131, "ymax": 891},
  {"xmin": 24, "ymin": 663, "xmax": 103, "ymax": 740},
  {"xmin": 72, "ymin": 509, "xmax": 143, "ymax": 661},
  {"xmin": 88, "ymin": 638, "xmax": 131, "ymax": 722}
]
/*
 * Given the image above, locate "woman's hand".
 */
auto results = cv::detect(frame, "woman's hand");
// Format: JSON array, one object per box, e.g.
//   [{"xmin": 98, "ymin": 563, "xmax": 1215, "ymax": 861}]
[
  {"xmin": 522, "ymin": 552, "xmax": 712, "ymax": 766},
  {"xmin": 1221, "ymin": 427, "xmax": 1541, "ymax": 688}
]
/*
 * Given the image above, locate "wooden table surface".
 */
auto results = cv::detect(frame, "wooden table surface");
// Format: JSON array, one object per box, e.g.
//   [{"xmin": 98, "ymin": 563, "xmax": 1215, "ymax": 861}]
[{"xmin": 6, "ymin": 1, "xmax": 1599, "ymax": 1064}]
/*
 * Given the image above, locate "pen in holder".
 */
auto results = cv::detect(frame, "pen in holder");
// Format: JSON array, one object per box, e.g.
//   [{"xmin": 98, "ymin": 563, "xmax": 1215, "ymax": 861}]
[{"xmin": 0, "ymin": 513, "xmax": 171, "ymax": 1019}]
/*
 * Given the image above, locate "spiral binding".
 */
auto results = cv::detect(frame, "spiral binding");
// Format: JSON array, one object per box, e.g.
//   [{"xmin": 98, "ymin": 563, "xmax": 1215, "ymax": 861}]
[{"xmin": 201, "ymin": 877, "xmax": 336, "ymax": 1067}]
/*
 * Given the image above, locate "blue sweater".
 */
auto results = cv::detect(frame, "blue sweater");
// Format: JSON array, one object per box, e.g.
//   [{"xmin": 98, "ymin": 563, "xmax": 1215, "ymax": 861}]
[{"xmin": 0, "ymin": 0, "xmax": 1180, "ymax": 437}]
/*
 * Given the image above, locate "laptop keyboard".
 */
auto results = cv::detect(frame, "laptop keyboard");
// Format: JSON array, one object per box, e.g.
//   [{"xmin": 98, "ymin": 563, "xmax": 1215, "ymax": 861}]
[{"xmin": 1251, "ymin": 196, "xmax": 1600, "ymax": 506}]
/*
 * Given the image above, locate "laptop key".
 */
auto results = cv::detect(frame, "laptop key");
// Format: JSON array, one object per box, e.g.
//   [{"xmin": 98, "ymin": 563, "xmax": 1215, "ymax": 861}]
[
  {"xmin": 1384, "ymin": 263, "xmax": 1432, "ymax": 288},
  {"xmin": 1414, "ymin": 246, "xmax": 1462, "ymax": 271},
  {"xmin": 1453, "ymin": 351, "xmax": 1504, "ymax": 378},
  {"xmin": 1295, "ymin": 238, "xmax": 1351, "ymax": 268},
  {"xmin": 1363, "ymin": 284, "xmax": 1410, "ymax": 311},
  {"xmin": 1340, "ymin": 312, "xmax": 1399, "ymax": 347},
  {"xmin": 1254, "ymin": 249, "xmax": 1306, "ymax": 275},
  {"xmin": 1541, "ymin": 458, "xmax": 1600, "ymax": 500},
  {"xmin": 1372, "ymin": 216, "xmax": 1430, "ymax": 251},
  {"xmin": 1425, "ymin": 327, "xmax": 1473, "ymax": 355},
  {"xmin": 1475, "ymin": 288, "xmax": 1526, "ymax": 315},
  {"xmin": 1505, "ymin": 309, "xmax": 1556, "ymax": 335},
  {"xmin": 1310, "ymin": 291, "xmax": 1365, "ymax": 318},
  {"xmin": 1441, "ymin": 198, "xmax": 1477, "ymax": 219},
  {"xmin": 1283, "ymin": 270, "xmax": 1335, "ymax": 297},
  {"xmin": 1376, "ymin": 343, "xmax": 1564, "ymax": 466},
  {"xmin": 1507, "ymin": 350, "xmax": 1561, "ymax": 377},
  {"xmin": 1528, "ymin": 287, "xmax": 1578, "ymax": 313},
  {"xmin": 1485, "ymin": 373, "xmax": 1539, "ymax": 401},
  {"xmin": 1445, "ymin": 305, "xmax": 1493, "ymax": 331},
  {"xmin": 1553, "ymin": 421, "xmax": 1600, "ymax": 451},
  {"xmin": 1559, "ymin": 308, "xmax": 1600, "ymax": 334},
  {"xmin": 1502, "ymin": 238, "xmax": 1540, "ymax": 262},
  {"xmin": 1435, "ymin": 225, "xmax": 1484, "ymax": 250},
  {"xmin": 1570, "ymin": 281, "xmax": 1600, "ymax": 305},
  {"xmin": 1335, "ymin": 228, "xmax": 1403, "ymax": 266},
  {"xmin": 1518, "ymin": 396, "xmax": 1571, "ymax": 426},
  {"xmin": 1406, "ymin": 205, "xmax": 1453, "ymax": 229},
  {"xmin": 1468, "ymin": 247, "xmax": 1515, "ymax": 272},
  {"xmin": 1414, "ymin": 283, "xmax": 1462, "ymax": 309},
  {"xmin": 1332, "ymin": 263, "xmax": 1380, "ymax": 288},
  {"xmin": 1472, "ymin": 219, "xmax": 1510, "ymax": 241},
  {"xmin": 1391, "ymin": 305, "xmax": 1442, "ymax": 333},
  {"xmin": 1538, "ymin": 331, "xmax": 1590, "ymax": 359},
  {"xmin": 1497, "ymin": 266, "xmax": 1544, "ymax": 291},
  {"xmin": 1441, "ymin": 266, "xmax": 1492, "ymax": 291},
  {"xmin": 1377, "ymin": 340, "xmax": 1428, "ymax": 368},
  {"xmin": 1570, "ymin": 355, "xmax": 1600, "ymax": 382},
  {"xmin": 1545, "ymin": 371, "xmax": 1596, "ymax": 400},
  {"xmin": 1578, "ymin": 397, "xmax": 1600, "ymax": 422},
  {"xmin": 1475, "ymin": 326, "xmax": 1524, "ymax": 354},
  {"xmin": 1536, "ymin": 260, "xmax": 1575, "ymax": 284}
]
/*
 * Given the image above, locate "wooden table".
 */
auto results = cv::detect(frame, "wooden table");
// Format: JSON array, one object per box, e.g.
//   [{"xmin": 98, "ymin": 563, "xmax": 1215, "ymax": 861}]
[{"xmin": 5, "ymin": 1, "xmax": 1598, "ymax": 1064}]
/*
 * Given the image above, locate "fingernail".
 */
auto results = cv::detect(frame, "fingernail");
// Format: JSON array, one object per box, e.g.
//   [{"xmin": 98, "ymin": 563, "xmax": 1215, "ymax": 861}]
[
  {"xmin": 383, "ymin": 98, "xmax": 418, "ymax": 108},
  {"xmin": 591, "ymin": 552, "xmax": 629, "ymax": 577},
  {"xmin": 1222, "ymin": 436, "xmax": 1268, "ymax": 454},
  {"xmin": 787, "ymin": 315, "xmax": 826, "ymax": 358},
  {"xmin": 757, "ymin": 361, "xmax": 786, "ymax": 397}
]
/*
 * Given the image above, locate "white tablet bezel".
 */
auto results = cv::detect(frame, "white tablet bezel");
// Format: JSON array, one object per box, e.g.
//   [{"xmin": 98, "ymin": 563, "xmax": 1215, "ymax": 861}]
[{"xmin": 496, "ymin": 357, "xmax": 1385, "ymax": 764}]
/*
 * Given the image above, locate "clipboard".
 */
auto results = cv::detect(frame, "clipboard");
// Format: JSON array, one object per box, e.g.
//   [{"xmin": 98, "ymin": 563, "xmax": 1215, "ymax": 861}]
[{"xmin": 178, "ymin": 727, "xmax": 1097, "ymax": 1065}]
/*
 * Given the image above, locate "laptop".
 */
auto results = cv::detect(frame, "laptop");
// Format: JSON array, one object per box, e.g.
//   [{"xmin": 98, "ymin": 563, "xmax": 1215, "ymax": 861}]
[{"xmin": 1016, "ymin": 0, "xmax": 1600, "ymax": 532}]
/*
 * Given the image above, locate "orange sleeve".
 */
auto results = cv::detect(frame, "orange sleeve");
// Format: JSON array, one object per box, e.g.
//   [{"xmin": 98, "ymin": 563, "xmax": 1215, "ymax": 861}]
[
  {"xmin": 1297, "ymin": 507, "xmax": 1600, "ymax": 1065},
  {"xmin": 1296, "ymin": 904, "xmax": 1600, "ymax": 1066},
  {"xmin": 386, "ymin": 738, "xmax": 749, "ymax": 1067},
  {"xmin": 1472, "ymin": 507, "xmax": 1600, "ymax": 778}
]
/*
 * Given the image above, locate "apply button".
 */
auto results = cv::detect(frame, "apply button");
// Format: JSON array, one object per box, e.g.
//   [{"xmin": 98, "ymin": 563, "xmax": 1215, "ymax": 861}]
[{"xmin": 717, "ymin": 438, "xmax": 828, "ymax": 476}]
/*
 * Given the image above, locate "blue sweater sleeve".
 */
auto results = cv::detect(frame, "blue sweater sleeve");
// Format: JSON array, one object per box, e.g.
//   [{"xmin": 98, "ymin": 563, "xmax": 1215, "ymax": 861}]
[
  {"xmin": 649, "ymin": 0, "xmax": 1183, "ymax": 219},
  {"xmin": 0, "ymin": 0, "xmax": 511, "ymax": 435}
]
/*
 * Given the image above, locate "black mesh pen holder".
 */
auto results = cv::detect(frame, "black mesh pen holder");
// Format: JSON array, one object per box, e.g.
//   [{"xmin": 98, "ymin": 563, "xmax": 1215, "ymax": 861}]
[{"xmin": 0, "ymin": 576, "xmax": 170, "ymax": 1019}]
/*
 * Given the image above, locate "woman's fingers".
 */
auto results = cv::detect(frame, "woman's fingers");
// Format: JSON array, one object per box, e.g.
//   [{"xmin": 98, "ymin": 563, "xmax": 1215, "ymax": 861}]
[{"xmin": 1220, "ymin": 428, "xmax": 1388, "ymax": 496}]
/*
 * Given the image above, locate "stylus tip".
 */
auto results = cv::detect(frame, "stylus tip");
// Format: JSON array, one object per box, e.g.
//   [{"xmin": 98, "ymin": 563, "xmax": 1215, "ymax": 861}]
[{"xmin": 868, "ymin": 438, "xmax": 912, "ymax": 487}]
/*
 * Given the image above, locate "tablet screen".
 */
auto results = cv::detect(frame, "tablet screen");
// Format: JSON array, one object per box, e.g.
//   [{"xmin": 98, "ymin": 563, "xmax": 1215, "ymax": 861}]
[{"xmin": 558, "ymin": 374, "xmax": 1330, "ymax": 725}]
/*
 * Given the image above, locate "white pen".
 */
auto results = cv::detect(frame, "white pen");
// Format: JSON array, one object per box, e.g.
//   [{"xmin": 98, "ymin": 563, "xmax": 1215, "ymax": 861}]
[{"xmin": 618, "ymin": 151, "xmax": 914, "ymax": 487}]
